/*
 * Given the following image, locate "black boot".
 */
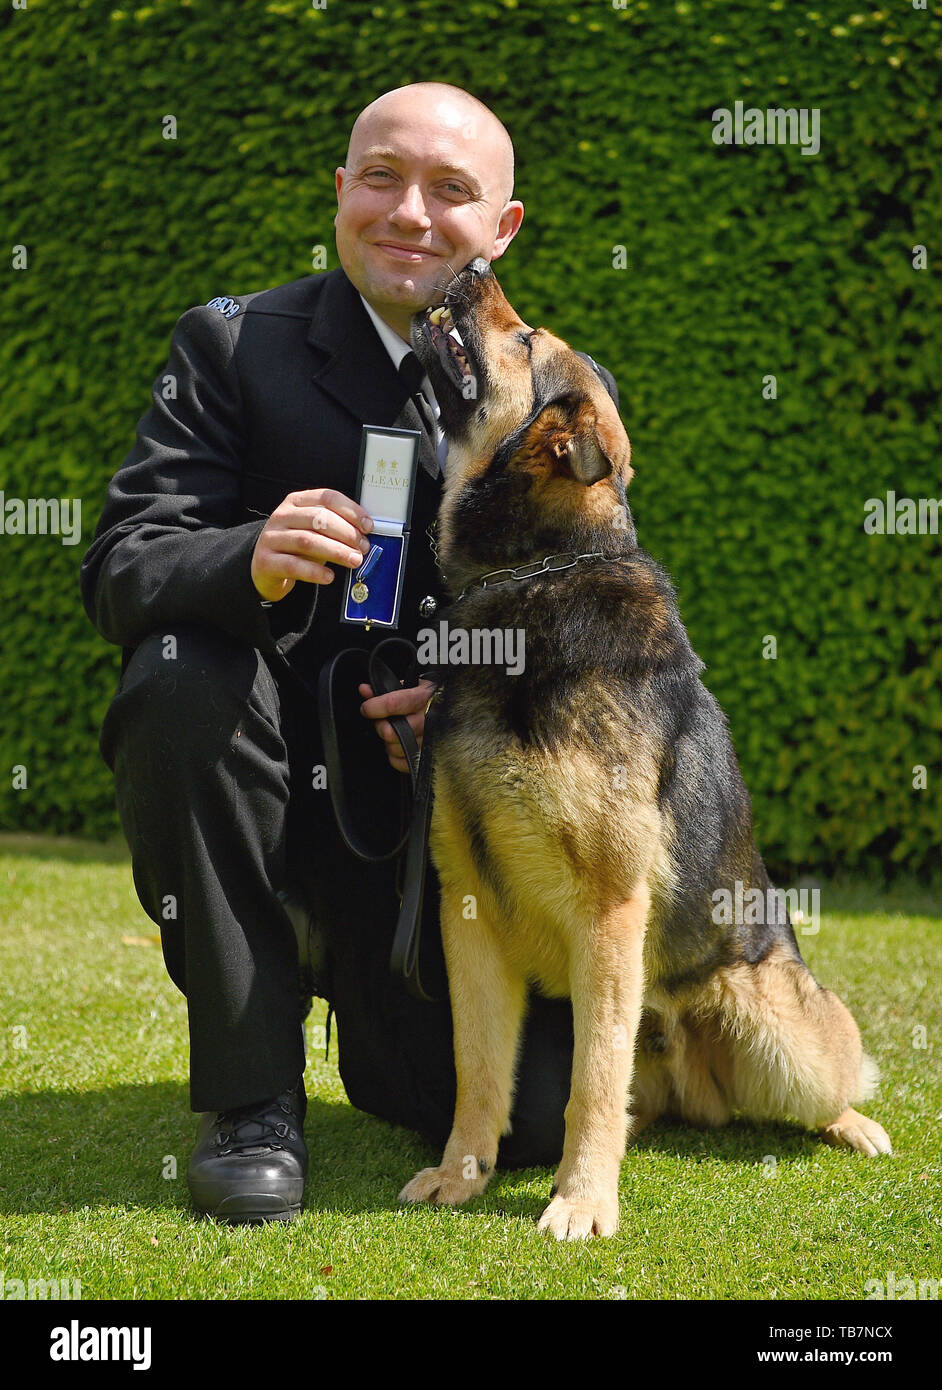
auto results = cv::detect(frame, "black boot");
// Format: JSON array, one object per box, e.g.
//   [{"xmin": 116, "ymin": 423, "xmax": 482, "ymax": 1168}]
[{"xmin": 187, "ymin": 1078, "xmax": 308, "ymax": 1224}]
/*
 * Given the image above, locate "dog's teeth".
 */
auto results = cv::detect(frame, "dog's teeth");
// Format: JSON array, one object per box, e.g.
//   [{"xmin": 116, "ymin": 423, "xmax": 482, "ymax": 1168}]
[
  {"xmin": 428, "ymin": 307, "xmax": 445, "ymax": 325},
  {"xmin": 440, "ymin": 306, "xmax": 453, "ymax": 323}
]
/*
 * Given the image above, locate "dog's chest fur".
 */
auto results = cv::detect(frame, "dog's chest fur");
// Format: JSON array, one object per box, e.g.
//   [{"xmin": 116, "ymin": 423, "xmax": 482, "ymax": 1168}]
[{"xmin": 426, "ymin": 560, "xmax": 686, "ymax": 996}]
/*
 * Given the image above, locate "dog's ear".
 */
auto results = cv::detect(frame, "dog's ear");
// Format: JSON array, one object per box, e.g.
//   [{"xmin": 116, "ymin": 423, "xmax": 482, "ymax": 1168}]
[
  {"xmin": 561, "ymin": 434, "xmax": 613, "ymax": 486},
  {"xmin": 571, "ymin": 402, "xmax": 633, "ymax": 490},
  {"xmin": 547, "ymin": 405, "xmax": 616, "ymax": 486},
  {"xmin": 516, "ymin": 393, "xmax": 629, "ymax": 487}
]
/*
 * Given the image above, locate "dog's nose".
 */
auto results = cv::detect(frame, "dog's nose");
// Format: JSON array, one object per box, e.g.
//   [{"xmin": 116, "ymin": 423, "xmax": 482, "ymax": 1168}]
[{"xmin": 464, "ymin": 257, "xmax": 492, "ymax": 279}]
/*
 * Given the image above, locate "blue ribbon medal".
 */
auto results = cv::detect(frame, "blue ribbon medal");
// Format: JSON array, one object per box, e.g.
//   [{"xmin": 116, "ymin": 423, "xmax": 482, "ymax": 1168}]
[{"xmin": 342, "ymin": 425, "xmax": 421, "ymax": 630}]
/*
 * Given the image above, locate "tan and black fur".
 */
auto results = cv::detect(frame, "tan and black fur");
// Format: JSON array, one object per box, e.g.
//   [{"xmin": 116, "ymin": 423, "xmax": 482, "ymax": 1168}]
[{"xmin": 398, "ymin": 258, "xmax": 890, "ymax": 1240}]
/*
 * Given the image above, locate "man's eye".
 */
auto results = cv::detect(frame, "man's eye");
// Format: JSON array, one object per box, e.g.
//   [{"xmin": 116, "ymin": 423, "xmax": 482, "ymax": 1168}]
[
  {"xmin": 441, "ymin": 183, "xmax": 470, "ymax": 197},
  {"xmin": 365, "ymin": 169, "xmax": 394, "ymax": 179}
]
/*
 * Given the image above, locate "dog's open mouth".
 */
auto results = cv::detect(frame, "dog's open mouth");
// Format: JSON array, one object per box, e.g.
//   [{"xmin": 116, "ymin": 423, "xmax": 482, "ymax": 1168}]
[{"xmin": 420, "ymin": 304, "xmax": 478, "ymax": 398}]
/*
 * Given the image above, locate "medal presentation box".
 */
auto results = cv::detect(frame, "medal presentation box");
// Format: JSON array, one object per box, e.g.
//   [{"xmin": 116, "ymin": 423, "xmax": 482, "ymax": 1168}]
[{"xmin": 341, "ymin": 425, "xmax": 421, "ymax": 630}]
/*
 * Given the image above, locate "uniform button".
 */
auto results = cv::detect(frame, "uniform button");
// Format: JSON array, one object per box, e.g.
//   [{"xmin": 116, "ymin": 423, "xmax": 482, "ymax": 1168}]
[{"xmin": 419, "ymin": 595, "xmax": 438, "ymax": 617}]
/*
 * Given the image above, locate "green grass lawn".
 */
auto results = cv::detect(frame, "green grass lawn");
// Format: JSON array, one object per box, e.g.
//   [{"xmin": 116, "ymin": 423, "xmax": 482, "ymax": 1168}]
[{"xmin": 1, "ymin": 832, "xmax": 940, "ymax": 1301}]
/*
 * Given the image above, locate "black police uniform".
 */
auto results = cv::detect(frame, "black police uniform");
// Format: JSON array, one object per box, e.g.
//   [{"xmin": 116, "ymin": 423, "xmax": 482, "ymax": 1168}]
[{"xmin": 80, "ymin": 267, "xmax": 614, "ymax": 1166}]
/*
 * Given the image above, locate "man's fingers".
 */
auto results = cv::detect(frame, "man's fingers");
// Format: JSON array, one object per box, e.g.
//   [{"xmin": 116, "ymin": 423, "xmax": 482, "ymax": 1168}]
[
  {"xmin": 262, "ymin": 491, "xmax": 374, "ymax": 573},
  {"xmin": 358, "ymin": 683, "xmax": 424, "ymax": 766},
  {"xmin": 272, "ymin": 525, "xmax": 367, "ymax": 570},
  {"xmin": 287, "ymin": 507, "xmax": 370, "ymax": 557},
  {"xmin": 285, "ymin": 489, "xmax": 373, "ymax": 537},
  {"xmin": 358, "ymin": 680, "xmax": 438, "ymax": 719},
  {"xmin": 375, "ymin": 712, "xmax": 425, "ymax": 745}
]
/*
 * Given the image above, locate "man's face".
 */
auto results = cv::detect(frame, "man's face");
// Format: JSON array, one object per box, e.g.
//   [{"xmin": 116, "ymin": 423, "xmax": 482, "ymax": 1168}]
[{"xmin": 335, "ymin": 93, "xmax": 522, "ymax": 337}]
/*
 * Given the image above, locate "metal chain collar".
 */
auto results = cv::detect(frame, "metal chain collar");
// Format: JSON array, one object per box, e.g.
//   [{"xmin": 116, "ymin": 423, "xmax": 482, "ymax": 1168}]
[
  {"xmin": 426, "ymin": 520, "xmax": 617, "ymax": 599},
  {"xmin": 426, "ymin": 519, "xmax": 444, "ymax": 578},
  {"xmin": 457, "ymin": 550, "xmax": 616, "ymax": 600}
]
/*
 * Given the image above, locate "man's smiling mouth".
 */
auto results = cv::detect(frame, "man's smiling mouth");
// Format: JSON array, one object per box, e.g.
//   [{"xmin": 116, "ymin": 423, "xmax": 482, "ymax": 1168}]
[{"xmin": 374, "ymin": 241, "xmax": 440, "ymax": 259}]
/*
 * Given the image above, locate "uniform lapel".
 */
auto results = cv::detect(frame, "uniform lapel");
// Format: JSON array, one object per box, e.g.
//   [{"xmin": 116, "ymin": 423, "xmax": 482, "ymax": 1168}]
[{"xmin": 307, "ymin": 270, "xmax": 441, "ymax": 480}]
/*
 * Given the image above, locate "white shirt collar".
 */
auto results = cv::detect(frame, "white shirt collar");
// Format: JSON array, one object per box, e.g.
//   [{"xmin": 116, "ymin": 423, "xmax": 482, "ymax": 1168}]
[{"xmin": 358, "ymin": 293, "xmax": 442, "ymax": 423}]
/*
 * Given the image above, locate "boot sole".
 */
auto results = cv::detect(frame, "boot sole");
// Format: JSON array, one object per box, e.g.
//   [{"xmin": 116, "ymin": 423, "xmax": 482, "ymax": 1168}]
[{"xmin": 190, "ymin": 1190, "xmax": 303, "ymax": 1224}]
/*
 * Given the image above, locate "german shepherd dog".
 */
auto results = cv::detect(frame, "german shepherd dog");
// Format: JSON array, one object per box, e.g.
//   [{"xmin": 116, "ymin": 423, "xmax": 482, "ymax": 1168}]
[{"xmin": 399, "ymin": 258, "xmax": 891, "ymax": 1240}]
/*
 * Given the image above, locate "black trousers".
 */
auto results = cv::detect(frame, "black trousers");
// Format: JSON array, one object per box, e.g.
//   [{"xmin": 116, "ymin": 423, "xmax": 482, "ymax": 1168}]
[{"xmin": 100, "ymin": 623, "xmax": 576, "ymax": 1168}]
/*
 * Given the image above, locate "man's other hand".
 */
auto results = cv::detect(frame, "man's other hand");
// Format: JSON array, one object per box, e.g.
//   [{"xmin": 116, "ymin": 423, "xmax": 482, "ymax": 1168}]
[{"xmin": 358, "ymin": 679, "xmax": 439, "ymax": 774}]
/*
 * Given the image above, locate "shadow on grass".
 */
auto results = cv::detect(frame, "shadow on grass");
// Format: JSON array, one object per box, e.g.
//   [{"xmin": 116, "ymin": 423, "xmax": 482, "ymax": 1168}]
[
  {"xmin": 0, "ymin": 1084, "xmax": 835, "ymax": 1225},
  {"xmin": 0, "ymin": 1084, "xmax": 428, "ymax": 1220}
]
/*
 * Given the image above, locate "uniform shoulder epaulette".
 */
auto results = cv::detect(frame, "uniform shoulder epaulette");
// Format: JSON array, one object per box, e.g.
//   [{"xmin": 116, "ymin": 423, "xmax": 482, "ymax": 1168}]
[{"xmin": 204, "ymin": 294, "xmax": 242, "ymax": 320}]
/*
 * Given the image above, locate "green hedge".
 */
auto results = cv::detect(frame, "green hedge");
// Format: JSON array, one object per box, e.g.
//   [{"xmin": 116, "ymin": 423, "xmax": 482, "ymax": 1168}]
[{"xmin": 2, "ymin": 0, "xmax": 939, "ymax": 880}]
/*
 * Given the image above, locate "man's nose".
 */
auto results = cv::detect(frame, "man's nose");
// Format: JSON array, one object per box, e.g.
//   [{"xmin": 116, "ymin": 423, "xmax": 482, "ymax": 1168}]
[{"xmin": 389, "ymin": 184, "xmax": 431, "ymax": 225}]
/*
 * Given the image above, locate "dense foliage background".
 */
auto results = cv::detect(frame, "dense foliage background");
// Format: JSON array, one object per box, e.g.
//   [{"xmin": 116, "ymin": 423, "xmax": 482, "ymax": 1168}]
[{"xmin": 1, "ymin": 0, "xmax": 939, "ymax": 879}]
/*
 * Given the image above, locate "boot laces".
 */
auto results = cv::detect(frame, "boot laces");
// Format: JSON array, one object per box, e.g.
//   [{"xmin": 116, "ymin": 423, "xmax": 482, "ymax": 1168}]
[{"xmin": 214, "ymin": 1098, "xmax": 297, "ymax": 1156}]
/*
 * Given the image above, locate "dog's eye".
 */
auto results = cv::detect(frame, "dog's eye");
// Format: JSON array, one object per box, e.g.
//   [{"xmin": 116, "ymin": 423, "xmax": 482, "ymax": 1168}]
[{"xmin": 516, "ymin": 330, "xmax": 537, "ymax": 352}]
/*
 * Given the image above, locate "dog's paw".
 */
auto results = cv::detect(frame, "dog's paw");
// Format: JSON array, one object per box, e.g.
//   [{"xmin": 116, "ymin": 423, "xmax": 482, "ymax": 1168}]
[
  {"xmin": 398, "ymin": 1165, "xmax": 489, "ymax": 1207},
  {"xmin": 536, "ymin": 1192, "xmax": 619, "ymax": 1241},
  {"xmin": 821, "ymin": 1107, "xmax": 892, "ymax": 1157}
]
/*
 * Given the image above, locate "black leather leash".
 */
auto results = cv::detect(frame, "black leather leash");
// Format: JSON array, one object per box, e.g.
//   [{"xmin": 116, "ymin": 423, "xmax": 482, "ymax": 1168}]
[
  {"xmin": 316, "ymin": 639, "xmax": 441, "ymax": 1003},
  {"xmin": 318, "ymin": 640, "xmax": 420, "ymax": 859}
]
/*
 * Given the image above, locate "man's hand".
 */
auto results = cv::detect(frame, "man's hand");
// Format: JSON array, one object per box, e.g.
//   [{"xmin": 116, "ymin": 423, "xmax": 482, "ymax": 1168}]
[
  {"xmin": 251, "ymin": 488, "xmax": 374, "ymax": 602},
  {"xmin": 359, "ymin": 679, "xmax": 439, "ymax": 774}
]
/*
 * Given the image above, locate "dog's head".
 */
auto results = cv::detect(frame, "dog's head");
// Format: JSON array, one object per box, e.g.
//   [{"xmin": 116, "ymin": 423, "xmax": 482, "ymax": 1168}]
[{"xmin": 411, "ymin": 258, "xmax": 634, "ymax": 594}]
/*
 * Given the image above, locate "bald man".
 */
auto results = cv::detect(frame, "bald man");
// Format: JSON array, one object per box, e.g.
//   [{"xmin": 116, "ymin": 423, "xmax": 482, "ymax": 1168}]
[{"xmin": 81, "ymin": 83, "xmax": 619, "ymax": 1224}]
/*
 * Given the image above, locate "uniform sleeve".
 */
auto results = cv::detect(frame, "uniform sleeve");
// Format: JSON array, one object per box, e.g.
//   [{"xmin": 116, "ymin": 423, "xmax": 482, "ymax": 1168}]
[{"xmin": 79, "ymin": 303, "xmax": 319, "ymax": 656}]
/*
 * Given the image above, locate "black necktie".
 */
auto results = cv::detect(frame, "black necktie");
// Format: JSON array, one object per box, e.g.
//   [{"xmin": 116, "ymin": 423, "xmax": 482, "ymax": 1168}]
[{"xmin": 399, "ymin": 351, "xmax": 439, "ymax": 442}]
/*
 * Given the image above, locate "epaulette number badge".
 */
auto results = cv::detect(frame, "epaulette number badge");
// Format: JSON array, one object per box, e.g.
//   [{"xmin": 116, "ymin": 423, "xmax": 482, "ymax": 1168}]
[{"xmin": 206, "ymin": 296, "xmax": 241, "ymax": 320}]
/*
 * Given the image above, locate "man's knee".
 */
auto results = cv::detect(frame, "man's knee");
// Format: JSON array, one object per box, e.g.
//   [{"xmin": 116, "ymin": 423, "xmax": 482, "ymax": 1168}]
[
  {"xmin": 117, "ymin": 623, "xmax": 267, "ymax": 715},
  {"xmin": 100, "ymin": 624, "xmax": 278, "ymax": 769}
]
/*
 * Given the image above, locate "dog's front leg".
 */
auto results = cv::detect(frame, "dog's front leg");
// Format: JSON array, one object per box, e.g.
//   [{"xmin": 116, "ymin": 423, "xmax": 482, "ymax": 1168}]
[
  {"xmin": 398, "ymin": 884, "xmax": 527, "ymax": 1209},
  {"xmin": 537, "ymin": 885, "xmax": 649, "ymax": 1240}
]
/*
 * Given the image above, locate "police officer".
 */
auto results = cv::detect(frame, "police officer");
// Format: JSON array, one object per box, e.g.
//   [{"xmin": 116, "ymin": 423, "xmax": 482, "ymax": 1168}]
[{"xmin": 81, "ymin": 83, "xmax": 609, "ymax": 1223}]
